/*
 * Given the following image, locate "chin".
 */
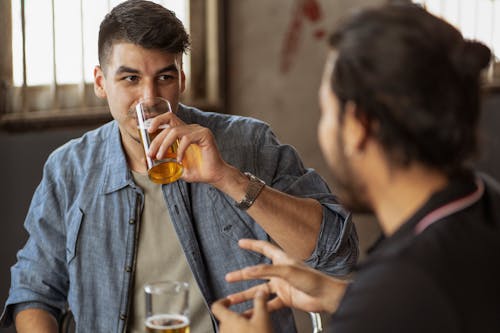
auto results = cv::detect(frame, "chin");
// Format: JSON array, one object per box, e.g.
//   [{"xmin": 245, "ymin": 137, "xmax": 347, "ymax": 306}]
[
  {"xmin": 337, "ymin": 190, "xmax": 372, "ymax": 215},
  {"xmin": 329, "ymin": 167, "xmax": 372, "ymax": 214}
]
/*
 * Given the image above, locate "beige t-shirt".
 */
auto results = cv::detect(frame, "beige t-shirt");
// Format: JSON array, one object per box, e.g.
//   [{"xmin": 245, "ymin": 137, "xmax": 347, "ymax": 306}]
[{"xmin": 127, "ymin": 171, "xmax": 214, "ymax": 333}]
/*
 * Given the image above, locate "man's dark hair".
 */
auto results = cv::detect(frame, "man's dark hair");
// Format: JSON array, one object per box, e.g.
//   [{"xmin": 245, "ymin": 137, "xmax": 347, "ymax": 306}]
[
  {"xmin": 328, "ymin": 4, "xmax": 491, "ymax": 173},
  {"xmin": 98, "ymin": 0, "xmax": 190, "ymax": 70}
]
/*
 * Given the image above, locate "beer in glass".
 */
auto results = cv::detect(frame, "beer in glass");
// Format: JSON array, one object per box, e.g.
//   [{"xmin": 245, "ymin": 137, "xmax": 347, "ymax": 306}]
[
  {"xmin": 136, "ymin": 97, "xmax": 183, "ymax": 184},
  {"xmin": 144, "ymin": 281, "xmax": 190, "ymax": 333}
]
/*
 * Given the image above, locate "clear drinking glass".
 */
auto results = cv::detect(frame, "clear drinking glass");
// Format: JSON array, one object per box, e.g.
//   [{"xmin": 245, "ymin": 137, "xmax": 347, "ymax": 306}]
[
  {"xmin": 144, "ymin": 280, "xmax": 190, "ymax": 333},
  {"xmin": 136, "ymin": 97, "xmax": 183, "ymax": 184}
]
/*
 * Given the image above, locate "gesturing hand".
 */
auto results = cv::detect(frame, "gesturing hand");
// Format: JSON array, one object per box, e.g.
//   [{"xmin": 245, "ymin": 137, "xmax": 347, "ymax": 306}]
[
  {"xmin": 224, "ymin": 239, "xmax": 349, "ymax": 314},
  {"xmin": 211, "ymin": 290, "xmax": 274, "ymax": 333}
]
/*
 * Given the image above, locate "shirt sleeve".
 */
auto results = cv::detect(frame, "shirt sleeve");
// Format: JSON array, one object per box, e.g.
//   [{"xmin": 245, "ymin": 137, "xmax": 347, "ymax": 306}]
[
  {"xmin": 10, "ymin": 301, "xmax": 61, "ymax": 323},
  {"xmin": 329, "ymin": 260, "xmax": 459, "ymax": 333},
  {"xmin": 0, "ymin": 158, "xmax": 69, "ymax": 327},
  {"xmin": 256, "ymin": 125, "xmax": 359, "ymax": 275}
]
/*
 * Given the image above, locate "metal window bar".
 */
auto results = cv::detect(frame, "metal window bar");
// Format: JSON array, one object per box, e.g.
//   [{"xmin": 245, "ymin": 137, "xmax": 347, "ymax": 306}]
[
  {"xmin": 473, "ymin": 0, "xmax": 479, "ymax": 38},
  {"xmin": 3, "ymin": 0, "xmax": 206, "ymax": 130},
  {"xmin": 79, "ymin": 0, "xmax": 86, "ymax": 107},
  {"xmin": 20, "ymin": 0, "xmax": 27, "ymax": 113},
  {"xmin": 50, "ymin": 0, "xmax": 58, "ymax": 111},
  {"xmin": 16, "ymin": 0, "xmax": 105, "ymax": 114},
  {"xmin": 15, "ymin": 0, "xmax": 190, "ymax": 115}
]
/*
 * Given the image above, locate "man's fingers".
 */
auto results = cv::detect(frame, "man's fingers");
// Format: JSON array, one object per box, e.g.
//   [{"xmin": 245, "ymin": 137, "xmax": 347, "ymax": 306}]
[
  {"xmin": 238, "ymin": 239, "xmax": 288, "ymax": 262},
  {"xmin": 145, "ymin": 113, "xmax": 187, "ymax": 158},
  {"xmin": 241, "ymin": 296, "xmax": 286, "ymax": 318},
  {"xmin": 226, "ymin": 283, "xmax": 270, "ymax": 305},
  {"xmin": 252, "ymin": 290, "xmax": 269, "ymax": 321},
  {"xmin": 225, "ymin": 264, "xmax": 271, "ymax": 282},
  {"xmin": 148, "ymin": 111, "xmax": 184, "ymax": 132},
  {"xmin": 226, "ymin": 264, "xmax": 298, "ymax": 284},
  {"xmin": 155, "ymin": 130, "xmax": 179, "ymax": 159},
  {"xmin": 153, "ymin": 124, "xmax": 213, "ymax": 162},
  {"xmin": 211, "ymin": 298, "xmax": 241, "ymax": 322},
  {"xmin": 267, "ymin": 296, "xmax": 286, "ymax": 312}
]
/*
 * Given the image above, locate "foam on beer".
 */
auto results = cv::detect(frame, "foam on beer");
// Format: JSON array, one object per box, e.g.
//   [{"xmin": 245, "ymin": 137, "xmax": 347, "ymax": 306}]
[{"xmin": 145, "ymin": 313, "xmax": 190, "ymax": 329}]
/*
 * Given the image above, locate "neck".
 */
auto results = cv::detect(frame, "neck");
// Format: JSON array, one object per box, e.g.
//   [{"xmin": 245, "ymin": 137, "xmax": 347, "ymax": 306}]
[
  {"xmin": 371, "ymin": 164, "xmax": 448, "ymax": 236},
  {"xmin": 119, "ymin": 126, "xmax": 148, "ymax": 173}
]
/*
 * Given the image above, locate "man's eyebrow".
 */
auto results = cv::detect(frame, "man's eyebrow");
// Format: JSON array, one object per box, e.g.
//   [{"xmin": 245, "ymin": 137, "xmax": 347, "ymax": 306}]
[
  {"xmin": 114, "ymin": 64, "xmax": 179, "ymax": 76},
  {"xmin": 156, "ymin": 64, "xmax": 179, "ymax": 75},
  {"xmin": 115, "ymin": 66, "xmax": 140, "ymax": 76}
]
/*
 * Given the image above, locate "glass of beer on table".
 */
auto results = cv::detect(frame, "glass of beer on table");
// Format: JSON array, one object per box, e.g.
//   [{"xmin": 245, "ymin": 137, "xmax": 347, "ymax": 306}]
[
  {"xmin": 144, "ymin": 280, "xmax": 190, "ymax": 333},
  {"xmin": 136, "ymin": 97, "xmax": 183, "ymax": 184}
]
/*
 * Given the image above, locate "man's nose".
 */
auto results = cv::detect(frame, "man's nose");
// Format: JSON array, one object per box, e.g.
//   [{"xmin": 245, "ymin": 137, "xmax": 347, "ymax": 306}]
[{"xmin": 141, "ymin": 81, "xmax": 158, "ymax": 101}]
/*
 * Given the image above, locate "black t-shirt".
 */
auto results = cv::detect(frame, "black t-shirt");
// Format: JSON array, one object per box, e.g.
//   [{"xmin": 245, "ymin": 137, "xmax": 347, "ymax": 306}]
[{"xmin": 329, "ymin": 173, "xmax": 500, "ymax": 333}]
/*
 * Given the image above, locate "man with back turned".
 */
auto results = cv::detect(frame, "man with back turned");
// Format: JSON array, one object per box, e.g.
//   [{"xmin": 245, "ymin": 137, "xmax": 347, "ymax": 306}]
[{"xmin": 212, "ymin": 3, "xmax": 500, "ymax": 333}]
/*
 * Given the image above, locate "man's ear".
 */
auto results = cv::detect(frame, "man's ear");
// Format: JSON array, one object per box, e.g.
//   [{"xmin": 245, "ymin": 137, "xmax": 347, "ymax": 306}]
[
  {"xmin": 342, "ymin": 101, "xmax": 370, "ymax": 156},
  {"xmin": 180, "ymin": 70, "xmax": 186, "ymax": 93},
  {"xmin": 93, "ymin": 65, "xmax": 107, "ymax": 99}
]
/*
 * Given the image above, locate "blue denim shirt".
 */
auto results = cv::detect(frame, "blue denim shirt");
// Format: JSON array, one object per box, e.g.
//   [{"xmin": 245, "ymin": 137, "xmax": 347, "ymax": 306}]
[{"xmin": 1, "ymin": 105, "xmax": 358, "ymax": 332}]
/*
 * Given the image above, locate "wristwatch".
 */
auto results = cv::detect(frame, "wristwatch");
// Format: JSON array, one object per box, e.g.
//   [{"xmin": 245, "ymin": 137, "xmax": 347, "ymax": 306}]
[{"xmin": 235, "ymin": 172, "xmax": 266, "ymax": 210}]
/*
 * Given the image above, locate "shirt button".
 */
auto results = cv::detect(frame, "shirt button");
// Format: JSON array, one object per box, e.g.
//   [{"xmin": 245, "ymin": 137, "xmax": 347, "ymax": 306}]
[
  {"xmin": 125, "ymin": 265, "xmax": 132, "ymax": 272},
  {"xmin": 120, "ymin": 314, "xmax": 127, "ymax": 320},
  {"xmin": 129, "ymin": 218, "xmax": 135, "ymax": 225}
]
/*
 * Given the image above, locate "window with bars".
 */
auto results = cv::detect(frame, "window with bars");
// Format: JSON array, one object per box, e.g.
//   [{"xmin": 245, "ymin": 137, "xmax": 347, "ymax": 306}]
[
  {"xmin": 0, "ymin": 0, "xmax": 224, "ymax": 131},
  {"xmin": 412, "ymin": 0, "xmax": 500, "ymax": 87}
]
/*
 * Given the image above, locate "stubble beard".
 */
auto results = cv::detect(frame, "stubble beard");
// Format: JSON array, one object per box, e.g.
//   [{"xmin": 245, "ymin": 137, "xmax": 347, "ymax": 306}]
[{"xmin": 329, "ymin": 135, "xmax": 372, "ymax": 214}]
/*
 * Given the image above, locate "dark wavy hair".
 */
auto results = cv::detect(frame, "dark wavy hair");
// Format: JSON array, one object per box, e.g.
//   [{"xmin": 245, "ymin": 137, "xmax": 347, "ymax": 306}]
[
  {"xmin": 328, "ymin": 4, "xmax": 491, "ymax": 173},
  {"xmin": 98, "ymin": 0, "xmax": 190, "ymax": 70}
]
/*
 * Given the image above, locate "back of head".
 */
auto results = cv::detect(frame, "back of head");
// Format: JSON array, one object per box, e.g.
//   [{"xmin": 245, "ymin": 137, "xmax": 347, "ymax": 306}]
[
  {"xmin": 328, "ymin": 4, "xmax": 491, "ymax": 174},
  {"xmin": 98, "ymin": 0, "xmax": 190, "ymax": 69}
]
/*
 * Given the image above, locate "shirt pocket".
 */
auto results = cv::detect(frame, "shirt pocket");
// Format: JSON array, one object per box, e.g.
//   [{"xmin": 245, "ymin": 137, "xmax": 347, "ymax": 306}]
[
  {"xmin": 208, "ymin": 188, "xmax": 268, "ymax": 256},
  {"xmin": 66, "ymin": 207, "xmax": 84, "ymax": 264}
]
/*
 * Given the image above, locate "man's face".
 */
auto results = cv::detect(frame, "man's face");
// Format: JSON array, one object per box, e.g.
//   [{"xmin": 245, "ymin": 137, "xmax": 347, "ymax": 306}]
[
  {"xmin": 94, "ymin": 42, "xmax": 185, "ymax": 144},
  {"xmin": 318, "ymin": 52, "xmax": 371, "ymax": 213}
]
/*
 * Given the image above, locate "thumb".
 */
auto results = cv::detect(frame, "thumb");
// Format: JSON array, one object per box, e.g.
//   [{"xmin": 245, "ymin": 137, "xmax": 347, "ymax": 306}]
[{"xmin": 252, "ymin": 290, "xmax": 269, "ymax": 321}]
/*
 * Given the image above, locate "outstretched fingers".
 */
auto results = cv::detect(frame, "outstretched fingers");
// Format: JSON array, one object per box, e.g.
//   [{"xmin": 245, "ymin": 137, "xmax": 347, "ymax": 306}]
[
  {"xmin": 226, "ymin": 264, "xmax": 301, "ymax": 286},
  {"xmin": 226, "ymin": 282, "xmax": 270, "ymax": 305},
  {"xmin": 238, "ymin": 239, "xmax": 291, "ymax": 263},
  {"xmin": 240, "ymin": 292, "xmax": 285, "ymax": 318}
]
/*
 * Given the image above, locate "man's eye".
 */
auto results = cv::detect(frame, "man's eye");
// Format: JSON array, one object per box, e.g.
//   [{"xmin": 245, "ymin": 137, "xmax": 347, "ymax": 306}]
[
  {"xmin": 158, "ymin": 75, "xmax": 174, "ymax": 81},
  {"xmin": 123, "ymin": 76, "xmax": 139, "ymax": 82}
]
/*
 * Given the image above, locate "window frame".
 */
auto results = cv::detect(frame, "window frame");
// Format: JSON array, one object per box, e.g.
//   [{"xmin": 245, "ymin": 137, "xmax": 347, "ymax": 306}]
[{"xmin": 0, "ymin": 0, "xmax": 226, "ymax": 131}]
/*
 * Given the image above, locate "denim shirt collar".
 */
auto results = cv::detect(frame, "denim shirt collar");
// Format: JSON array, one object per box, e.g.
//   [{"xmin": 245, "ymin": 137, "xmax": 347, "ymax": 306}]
[
  {"xmin": 101, "ymin": 121, "xmax": 135, "ymax": 195},
  {"xmin": 176, "ymin": 103, "xmax": 192, "ymax": 123}
]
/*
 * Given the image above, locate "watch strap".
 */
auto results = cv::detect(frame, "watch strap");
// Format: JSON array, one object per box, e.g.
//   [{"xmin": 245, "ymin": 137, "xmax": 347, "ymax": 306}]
[{"xmin": 235, "ymin": 172, "xmax": 266, "ymax": 210}]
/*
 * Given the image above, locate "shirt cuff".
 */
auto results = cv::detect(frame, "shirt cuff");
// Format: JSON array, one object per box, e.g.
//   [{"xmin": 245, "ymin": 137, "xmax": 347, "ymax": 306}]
[
  {"xmin": 305, "ymin": 204, "xmax": 359, "ymax": 275},
  {"xmin": 1, "ymin": 302, "xmax": 60, "ymax": 327}
]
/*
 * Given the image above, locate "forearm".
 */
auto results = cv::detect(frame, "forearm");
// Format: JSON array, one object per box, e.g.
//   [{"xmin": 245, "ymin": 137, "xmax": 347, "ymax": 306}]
[
  {"xmin": 213, "ymin": 165, "xmax": 323, "ymax": 259},
  {"xmin": 323, "ymin": 277, "xmax": 350, "ymax": 314},
  {"xmin": 15, "ymin": 308, "xmax": 58, "ymax": 333}
]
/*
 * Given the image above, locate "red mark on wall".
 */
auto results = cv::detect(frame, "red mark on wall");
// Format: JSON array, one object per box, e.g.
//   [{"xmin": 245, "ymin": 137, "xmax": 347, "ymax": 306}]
[{"xmin": 281, "ymin": 0, "xmax": 326, "ymax": 74}]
